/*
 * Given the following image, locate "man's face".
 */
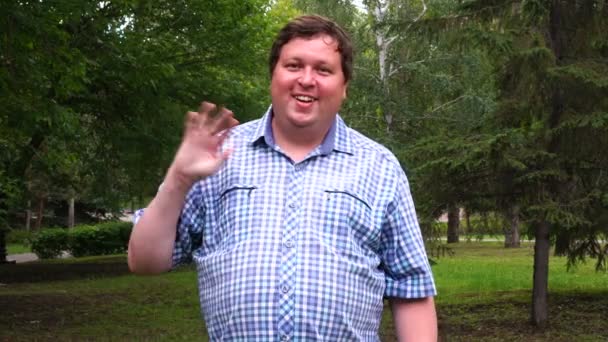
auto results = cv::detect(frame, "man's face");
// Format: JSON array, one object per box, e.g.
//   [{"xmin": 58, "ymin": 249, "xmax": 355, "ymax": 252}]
[{"xmin": 270, "ymin": 34, "xmax": 347, "ymax": 134}]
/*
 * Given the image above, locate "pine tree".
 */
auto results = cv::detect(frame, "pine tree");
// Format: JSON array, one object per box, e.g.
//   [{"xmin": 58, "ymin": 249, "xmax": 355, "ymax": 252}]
[{"xmin": 455, "ymin": 0, "xmax": 608, "ymax": 328}]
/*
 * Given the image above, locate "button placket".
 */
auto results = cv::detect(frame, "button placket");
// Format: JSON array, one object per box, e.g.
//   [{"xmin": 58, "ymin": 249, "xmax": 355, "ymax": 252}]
[{"xmin": 277, "ymin": 164, "xmax": 302, "ymax": 338}]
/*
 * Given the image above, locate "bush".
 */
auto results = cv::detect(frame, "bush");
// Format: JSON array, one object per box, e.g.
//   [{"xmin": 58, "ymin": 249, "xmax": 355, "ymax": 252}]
[
  {"xmin": 29, "ymin": 221, "xmax": 133, "ymax": 259},
  {"xmin": 6, "ymin": 229, "xmax": 35, "ymax": 244},
  {"xmin": 68, "ymin": 221, "xmax": 133, "ymax": 257},
  {"xmin": 30, "ymin": 228, "xmax": 70, "ymax": 259}
]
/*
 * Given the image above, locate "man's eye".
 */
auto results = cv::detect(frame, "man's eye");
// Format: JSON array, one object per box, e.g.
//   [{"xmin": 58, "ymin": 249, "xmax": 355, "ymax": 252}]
[
  {"xmin": 286, "ymin": 64, "xmax": 300, "ymax": 70},
  {"xmin": 318, "ymin": 67, "xmax": 332, "ymax": 75}
]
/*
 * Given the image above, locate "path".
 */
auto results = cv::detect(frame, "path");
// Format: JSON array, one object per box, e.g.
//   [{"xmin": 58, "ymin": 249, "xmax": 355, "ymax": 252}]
[
  {"xmin": 6, "ymin": 253, "xmax": 38, "ymax": 263},
  {"xmin": 6, "ymin": 251, "xmax": 72, "ymax": 264}
]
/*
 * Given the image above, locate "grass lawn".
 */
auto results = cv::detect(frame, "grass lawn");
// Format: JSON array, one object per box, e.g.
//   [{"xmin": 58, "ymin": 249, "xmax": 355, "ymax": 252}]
[
  {"xmin": 7, "ymin": 243, "xmax": 31, "ymax": 254},
  {"xmin": 427, "ymin": 242, "xmax": 607, "ymax": 341},
  {"xmin": 1, "ymin": 243, "xmax": 606, "ymax": 341}
]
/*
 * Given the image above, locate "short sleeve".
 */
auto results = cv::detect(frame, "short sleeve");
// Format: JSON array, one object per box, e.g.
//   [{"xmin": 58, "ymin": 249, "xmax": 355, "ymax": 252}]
[
  {"xmin": 171, "ymin": 182, "xmax": 206, "ymax": 267},
  {"xmin": 132, "ymin": 182, "xmax": 206, "ymax": 268},
  {"xmin": 380, "ymin": 168, "xmax": 437, "ymax": 299}
]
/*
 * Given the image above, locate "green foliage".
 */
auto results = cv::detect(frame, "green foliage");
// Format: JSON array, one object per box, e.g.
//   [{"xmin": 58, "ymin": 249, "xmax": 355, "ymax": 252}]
[
  {"xmin": 6, "ymin": 229, "xmax": 34, "ymax": 245},
  {"xmin": 404, "ymin": 0, "xmax": 608, "ymax": 272},
  {"xmin": 292, "ymin": 0, "xmax": 360, "ymax": 33},
  {"xmin": 68, "ymin": 221, "xmax": 133, "ymax": 258},
  {"xmin": 29, "ymin": 221, "xmax": 133, "ymax": 259},
  {"xmin": 0, "ymin": 0, "xmax": 278, "ymax": 234},
  {"xmin": 6, "ymin": 243, "xmax": 30, "ymax": 254},
  {"xmin": 30, "ymin": 228, "xmax": 69, "ymax": 259}
]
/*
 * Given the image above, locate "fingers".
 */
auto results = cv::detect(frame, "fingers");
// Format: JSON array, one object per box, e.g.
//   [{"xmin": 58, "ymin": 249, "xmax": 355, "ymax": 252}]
[
  {"xmin": 210, "ymin": 107, "xmax": 239, "ymax": 135},
  {"xmin": 196, "ymin": 101, "xmax": 239, "ymax": 133},
  {"xmin": 184, "ymin": 101, "xmax": 239, "ymax": 142},
  {"xmin": 198, "ymin": 101, "xmax": 217, "ymax": 115},
  {"xmin": 184, "ymin": 111, "xmax": 200, "ymax": 133},
  {"xmin": 185, "ymin": 102, "xmax": 216, "ymax": 131}
]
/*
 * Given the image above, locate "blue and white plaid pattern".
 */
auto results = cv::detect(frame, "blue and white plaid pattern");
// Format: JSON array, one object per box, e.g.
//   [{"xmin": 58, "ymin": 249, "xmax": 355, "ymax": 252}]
[{"xmin": 136, "ymin": 108, "xmax": 436, "ymax": 341}]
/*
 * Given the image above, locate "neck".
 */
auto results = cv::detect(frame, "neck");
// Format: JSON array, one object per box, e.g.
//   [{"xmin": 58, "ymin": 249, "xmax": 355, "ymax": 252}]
[{"xmin": 271, "ymin": 119, "xmax": 330, "ymax": 163}]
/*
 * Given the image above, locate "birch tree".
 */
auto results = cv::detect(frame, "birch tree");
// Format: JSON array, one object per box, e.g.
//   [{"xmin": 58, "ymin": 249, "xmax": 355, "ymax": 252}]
[{"xmin": 365, "ymin": 0, "xmax": 427, "ymax": 132}]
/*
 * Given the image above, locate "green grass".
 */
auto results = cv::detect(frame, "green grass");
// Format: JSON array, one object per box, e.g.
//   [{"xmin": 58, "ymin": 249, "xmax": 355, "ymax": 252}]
[
  {"xmin": 1, "ymin": 242, "xmax": 606, "ymax": 341},
  {"xmin": 1, "ymin": 260, "xmax": 205, "ymax": 340},
  {"xmin": 7, "ymin": 243, "xmax": 31, "ymax": 254},
  {"xmin": 433, "ymin": 242, "xmax": 608, "ymax": 302},
  {"xmin": 429, "ymin": 242, "xmax": 608, "ymax": 341},
  {"xmin": 439, "ymin": 234, "xmax": 534, "ymax": 242}
]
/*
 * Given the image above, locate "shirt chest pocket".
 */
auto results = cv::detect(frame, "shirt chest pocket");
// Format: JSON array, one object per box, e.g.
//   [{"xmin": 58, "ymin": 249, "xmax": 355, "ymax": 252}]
[
  {"xmin": 217, "ymin": 184, "xmax": 258, "ymax": 247},
  {"xmin": 312, "ymin": 188, "xmax": 379, "ymax": 259}
]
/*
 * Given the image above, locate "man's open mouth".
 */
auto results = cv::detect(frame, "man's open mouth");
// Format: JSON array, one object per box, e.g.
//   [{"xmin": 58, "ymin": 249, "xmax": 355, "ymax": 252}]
[{"xmin": 294, "ymin": 95, "xmax": 315, "ymax": 103}]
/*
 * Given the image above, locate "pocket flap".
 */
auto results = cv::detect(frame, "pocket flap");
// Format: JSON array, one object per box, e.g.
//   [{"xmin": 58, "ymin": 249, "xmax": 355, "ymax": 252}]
[
  {"xmin": 324, "ymin": 189, "xmax": 371, "ymax": 210},
  {"xmin": 220, "ymin": 185, "xmax": 257, "ymax": 199}
]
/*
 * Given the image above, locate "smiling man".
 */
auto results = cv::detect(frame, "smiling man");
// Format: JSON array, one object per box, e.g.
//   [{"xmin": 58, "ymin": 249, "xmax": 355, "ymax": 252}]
[
  {"xmin": 269, "ymin": 31, "xmax": 348, "ymax": 163},
  {"xmin": 128, "ymin": 15, "xmax": 437, "ymax": 341}
]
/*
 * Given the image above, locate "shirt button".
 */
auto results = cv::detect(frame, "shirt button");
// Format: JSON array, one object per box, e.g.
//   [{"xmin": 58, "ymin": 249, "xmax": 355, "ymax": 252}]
[
  {"xmin": 281, "ymin": 285, "xmax": 290, "ymax": 293},
  {"xmin": 281, "ymin": 334, "xmax": 289, "ymax": 342},
  {"xmin": 288, "ymin": 203, "xmax": 296, "ymax": 209},
  {"xmin": 284, "ymin": 240, "xmax": 294, "ymax": 248}
]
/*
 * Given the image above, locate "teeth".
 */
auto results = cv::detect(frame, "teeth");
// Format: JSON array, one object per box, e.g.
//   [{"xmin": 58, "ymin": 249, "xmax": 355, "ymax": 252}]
[{"xmin": 295, "ymin": 95, "xmax": 314, "ymax": 102}]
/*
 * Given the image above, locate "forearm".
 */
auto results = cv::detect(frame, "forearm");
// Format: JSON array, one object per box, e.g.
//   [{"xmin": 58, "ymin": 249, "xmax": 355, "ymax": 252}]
[
  {"xmin": 390, "ymin": 296, "xmax": 437, "ymax": 342},
  {"xmin": 127, "ymin": 102, "xmax": 236, "ymax": 274},
  {"xmin": 127, "ymin": 176, "xmax": 190, "ymax": 274}
]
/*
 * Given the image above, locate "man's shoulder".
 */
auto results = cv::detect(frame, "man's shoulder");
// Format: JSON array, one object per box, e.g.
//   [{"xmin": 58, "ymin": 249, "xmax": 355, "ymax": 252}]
[
  {"xmin": 224, "ymin": 118, "xmax": 264, "ymax": 146},
  {"xmin": 231, "ymin": 118, "xmax": 262, "ymax": 136},
  {"xmin": 345, "ymin": 126, "xmax": 401, "ymax": 169}
]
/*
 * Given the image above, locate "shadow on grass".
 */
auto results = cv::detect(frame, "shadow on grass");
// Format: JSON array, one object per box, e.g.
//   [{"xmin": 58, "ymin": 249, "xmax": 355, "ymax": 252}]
[
  {"xmin": 0, "ymin": 258, "xmax": 203, "ymax": 341},
  {"xmin": 437, "ymin": 291, "xmax": 608, "ymax": 341},
  {"xmin": 1, "ymin": 252, "xmax": 606, "ymax": 341},
  {"xmin": 1, "ymin": 292, "xmax": 127, "ymax": 333},
  {"xmin": 0, "ymin": 256, "xmax": 130, "ymax": 284}
]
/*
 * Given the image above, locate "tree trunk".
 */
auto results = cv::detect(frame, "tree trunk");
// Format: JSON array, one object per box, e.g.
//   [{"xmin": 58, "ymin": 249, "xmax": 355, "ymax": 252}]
[
  {"xmin": 35, "ymin": 197, "xmax": 45, "ymax": 230},
  {"xmin": 25, "ymin": 199, "xmax": 31, "ymax": 231},
  {"xmin": 68, "ymin": 197, "xmax": 75, "ymax": 228},
  {"xmin": 532, "ymin": 219, "xmax": 551, "ymax": 328},
  {"xmin": 447, "ymin": 205, "xmax": 460, "ymax": 243},
  {"xmin": 0, "ymin": 228, "xmax": 8, "ymax": 263},
  {"xmin": 371, "ymin": 1, "xmax": 393, "ymax": 132},
  {"xmin": 529, "ymin": 0, "xmax": 564, "ymax": 329},
  {"xmin": 464, "ymin": 208, "xmax": 471, "ymax": 237},
  {"xmin": 504, "ymin": 205, "xmax": 521, "ymax": 248}
]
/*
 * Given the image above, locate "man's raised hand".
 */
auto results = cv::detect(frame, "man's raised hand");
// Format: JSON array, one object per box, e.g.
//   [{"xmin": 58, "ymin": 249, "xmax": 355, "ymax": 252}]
[{"xmin": 166, "ymin": 102, "xmax": 239, "ymax": 192}]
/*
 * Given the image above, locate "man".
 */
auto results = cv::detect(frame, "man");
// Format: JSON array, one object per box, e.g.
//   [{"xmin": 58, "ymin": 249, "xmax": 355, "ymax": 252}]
[{"xmin": 129, "ymin": 15, "xmax": 437, "ymax": 341}]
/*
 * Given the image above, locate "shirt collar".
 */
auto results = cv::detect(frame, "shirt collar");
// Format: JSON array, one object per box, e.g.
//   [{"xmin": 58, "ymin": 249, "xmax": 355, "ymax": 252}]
[{"xmin": 249, "ymin": 106, "xmax": 354, "ymax": 156}]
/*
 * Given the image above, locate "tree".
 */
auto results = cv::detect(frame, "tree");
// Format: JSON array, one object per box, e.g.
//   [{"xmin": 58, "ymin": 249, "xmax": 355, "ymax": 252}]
[
  {"xmin": 356, "ymin": 0, "xmax": 607, "ymax": 328},
  {"xmin": 292, "ymin": 0, "xmax": 359, "ymax": 32},
  {"xmin": 364, "ymin": 0, "xmax": 428, "ymax": 132},
  {"xmin": 443, "ymin": 0, "xmax": 608, "ymax": 328},
  {"xmin": 0, "ymin": 0, "xmax": 278, "ymax": 256},
  {"xmin": 447, "ymin": 205, "xmax": 460, "ymax": 243}
]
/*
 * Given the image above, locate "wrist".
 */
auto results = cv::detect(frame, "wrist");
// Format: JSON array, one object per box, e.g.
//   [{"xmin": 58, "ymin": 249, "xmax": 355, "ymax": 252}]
[{"xmin": 163, "ymin": 167, "xmax": 196, "ymax": 195}]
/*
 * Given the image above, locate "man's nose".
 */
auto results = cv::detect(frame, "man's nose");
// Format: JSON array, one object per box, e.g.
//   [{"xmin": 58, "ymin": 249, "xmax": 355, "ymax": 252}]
[{"xmin": 298, "ymin": 68, "xmax": 315, "ymax": 87}]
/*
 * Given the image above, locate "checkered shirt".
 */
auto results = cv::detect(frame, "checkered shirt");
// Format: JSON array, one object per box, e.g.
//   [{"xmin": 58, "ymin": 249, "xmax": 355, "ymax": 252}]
[{"xmin": 135, "ymin": 108, "xmax": 436, "ymax": 341}]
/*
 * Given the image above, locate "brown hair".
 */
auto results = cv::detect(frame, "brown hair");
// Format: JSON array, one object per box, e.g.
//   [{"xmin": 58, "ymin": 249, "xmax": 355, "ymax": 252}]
[{"xmin": 269, "ymin": 15, "xmax": 353, "ymax": 83}]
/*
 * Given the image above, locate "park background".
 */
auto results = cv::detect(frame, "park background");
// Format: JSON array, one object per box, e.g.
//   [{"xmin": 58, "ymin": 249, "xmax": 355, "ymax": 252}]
[{"xmin": 1, "ymin": 0, "xmax": 607, "ymax": 340}]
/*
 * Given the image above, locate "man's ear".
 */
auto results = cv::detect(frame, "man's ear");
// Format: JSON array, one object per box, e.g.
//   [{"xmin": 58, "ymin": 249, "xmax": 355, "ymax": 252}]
[{"xmin": 342, "ymin": 81, "xmax": 349, "ymax": 99}]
